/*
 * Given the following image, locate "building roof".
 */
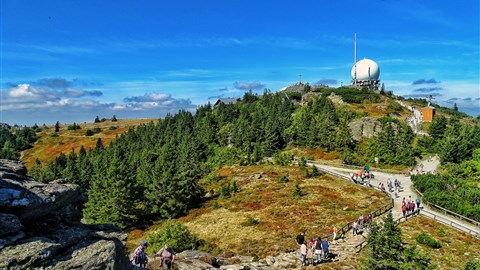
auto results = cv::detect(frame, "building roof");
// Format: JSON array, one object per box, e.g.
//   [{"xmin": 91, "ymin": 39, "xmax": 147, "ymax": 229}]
[{"xmin": 214, "ymin": 98, "xmax": 238, "ymax": 106}]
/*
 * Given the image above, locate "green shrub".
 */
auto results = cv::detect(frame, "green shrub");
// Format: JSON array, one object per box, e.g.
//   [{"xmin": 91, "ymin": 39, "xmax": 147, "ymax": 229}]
[
  {"xmin": 416, "ymin": 232, "xmax": 441, "ymax": 249},
  {"xmin": 50, "ymin": 133, "xmax": 59, "ymax": 137},
  {"xmin": 273, "ymin": 152, "xmax": 290, "ymax": 166},
  {"xmin": 85, "ymin": 129, "xmax": 94, "ymax": 136},
  {"xmin": 279, "ymin": 175, "xmax": 289, "ymax": 183},
  {"xmin": 146, "ymin": 220, "xmax": 199, "ymax": 252},
  {"xmin": 298, "ymin": 156, "xmax": 307, "ymax": 168},
  {"xmin": 109, "ymin": 126, "xmax": 117, "ymax": 130},
  {"xmin": 243, "ymin": 215, "xmax": 260, "ymax": 226},
  {"xmin": 293, "ymin": 183, "xmax": 302, "ymax": 199},
  {"xmin": 462, "ymin": 260, "xmax": 480, "ymax": 270}
]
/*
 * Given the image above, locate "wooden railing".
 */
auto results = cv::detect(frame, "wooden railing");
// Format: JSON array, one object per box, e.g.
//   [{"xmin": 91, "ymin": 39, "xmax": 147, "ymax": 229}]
[
  {"xmin": 415, "ymin": 188, "xmax": 480, "ymax": 227},
  {"xmin": 419, "ymin": 209, "xmax": 480, "ymax": 239}
]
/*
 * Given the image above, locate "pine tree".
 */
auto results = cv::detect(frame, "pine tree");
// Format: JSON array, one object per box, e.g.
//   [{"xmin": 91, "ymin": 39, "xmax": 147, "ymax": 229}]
[
  {"xmin": 28, "ymin": 158, "xmax": 43, "ymax": 181},
  {"xmin": 361, "ymin": 212, "xmax": 430, "ymax": 269},
  {"xmin": 293, "ymin": 183, "xmax": 302, "ymax": 199}
]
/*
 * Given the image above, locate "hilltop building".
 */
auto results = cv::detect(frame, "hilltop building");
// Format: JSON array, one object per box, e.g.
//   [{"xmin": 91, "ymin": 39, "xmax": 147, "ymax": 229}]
[
  {"xmin": 351, "ymin": 33, "xmax": 381, "ymax": 90},
  {"xmin": 422, "ymin": 106, "xmax": 436, "ymax": 122},
  {"xmin": 214, "ymin": 98, "xmax": 238, "ymax": 107}
]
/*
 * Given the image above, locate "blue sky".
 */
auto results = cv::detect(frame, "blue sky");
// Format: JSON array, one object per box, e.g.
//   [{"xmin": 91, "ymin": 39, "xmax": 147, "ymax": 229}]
[{"xmin": 1, "ymin": 0, "xmax": 479, "ymax": 125}]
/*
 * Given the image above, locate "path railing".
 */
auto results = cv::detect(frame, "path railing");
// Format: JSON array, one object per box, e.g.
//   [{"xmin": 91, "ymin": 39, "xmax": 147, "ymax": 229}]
[
  {"xmin": 415, "ymin": 188, "xmax": 480, "ymax": 227},
  {"xmin": 419, "ymin": 209, "xmax": 480, "ymax": 239},
  {"xmin": 309, "ymin": 160, "xmax": 404, "ymax": 175},
  {"xmin": 311, "ymin": 163, "xmax": 394, "ymax": 244}
]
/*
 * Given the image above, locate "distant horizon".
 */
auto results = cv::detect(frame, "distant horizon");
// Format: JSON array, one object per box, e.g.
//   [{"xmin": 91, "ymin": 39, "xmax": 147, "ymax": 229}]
[
  {"xmin": 1, "ymin": 0, "xmax": 478, "ymax": 125},
  {"xmin": 1, "ymin": 86, "xmax": 475, "ymax": 127}
]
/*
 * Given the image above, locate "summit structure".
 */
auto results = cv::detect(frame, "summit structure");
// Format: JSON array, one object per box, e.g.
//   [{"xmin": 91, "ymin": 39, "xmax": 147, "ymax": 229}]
[{"xmin": 351, "ymin": 33, "xmax": 381, "ymax": 90}]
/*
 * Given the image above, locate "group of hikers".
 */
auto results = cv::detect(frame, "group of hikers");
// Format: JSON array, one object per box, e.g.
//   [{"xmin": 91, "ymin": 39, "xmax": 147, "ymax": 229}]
[
  {"xmin": 296, "ymin": 231, "xmax": 332, "ymax": 266},
  {"xmin": 350, "ymin": 165, "xmax": 374, "ymax": 184},
  {"xmin": 131, "ymin": 241, "xmax": 176, "ymax": 269},
  {"xmin": 378, "ymin": 178, "xmax": 403, "ymax": 198},
  {"xmin": 402, "ymin": 196, "xmax": 422, "ymax": 219},
  {"xmin": 352, "ymin": 213, "xmax": 373, "ymax": 235}
]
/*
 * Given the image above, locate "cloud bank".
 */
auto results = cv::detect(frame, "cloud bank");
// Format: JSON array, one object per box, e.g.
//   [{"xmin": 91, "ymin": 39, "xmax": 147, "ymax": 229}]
[
  {"xmin": 316, "ymin": 79, "xmax": 338, "ymax": 85},
  {"xmin": 412, "ymin": 78, "xmax": 441, "ymax": 85},
  {"xmin": 233, "ymin": 81, "xmax": 265, "ymax": 90},
  {"xmin": 0, "ymin": 80, "xmax": 197, "ymax": 125}
]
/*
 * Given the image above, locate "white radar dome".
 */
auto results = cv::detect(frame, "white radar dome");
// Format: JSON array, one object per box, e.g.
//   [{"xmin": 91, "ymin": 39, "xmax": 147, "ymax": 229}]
[{"xmin": 351, "ymin": 58, "xmax": 380, "ymax": 81}]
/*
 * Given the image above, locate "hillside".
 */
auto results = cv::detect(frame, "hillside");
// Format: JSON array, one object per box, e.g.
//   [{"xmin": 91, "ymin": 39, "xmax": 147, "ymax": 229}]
[
  {"xmin": 21, "ymin": 118, "xmax": 157, "ymax": 168},
  {"xmin": 129, "ymin": 163, "xmax": 391, "ymax": 268},
  {"xmin": 128, "ymin": 164, "xmax": 480, "ymax": 269},
  {"xmin": 15, "ymin": 87, "xmax": 480, "ymax": 268}
]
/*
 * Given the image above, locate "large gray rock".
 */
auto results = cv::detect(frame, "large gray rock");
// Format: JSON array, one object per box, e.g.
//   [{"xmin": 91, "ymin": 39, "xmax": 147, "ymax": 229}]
[
  {"xmin": 0, "ymin": 159, "xmax": 85, "ymax": 222},
  {"xmin": 0, "ymin": 160, "xmax": 132, "ymax": 270},
  {"xmin": 348, "ymin": 117, "xmax": 383, "ymax": 141}
]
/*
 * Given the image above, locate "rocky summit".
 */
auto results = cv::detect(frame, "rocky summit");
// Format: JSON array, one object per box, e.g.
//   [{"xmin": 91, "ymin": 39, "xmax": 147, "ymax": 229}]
[{"xmin": 0, "ymin": 159, "xmax": 131, "ymax": 270}]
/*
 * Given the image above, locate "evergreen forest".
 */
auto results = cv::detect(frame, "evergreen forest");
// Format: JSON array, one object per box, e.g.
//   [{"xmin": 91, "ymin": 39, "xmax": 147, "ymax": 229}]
[{"xmin": 12, "ymin": 89, "xmax": 480, "ymax": 229}]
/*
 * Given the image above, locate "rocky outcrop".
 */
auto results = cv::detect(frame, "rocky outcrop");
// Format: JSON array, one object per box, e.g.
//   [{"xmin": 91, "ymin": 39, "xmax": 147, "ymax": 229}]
[
  {"xmin": 327, "ymin": 92, "xmax": 348, "ymax": 106},
  {"xmin": 0, "ymin": 159, "xmax": 131, "ymax": 270},
  {"xmin": 170, "ymin": 250, "xmax": 299, "ymax": 270},
  {"xmin": 348, "ymin": 117, "xmax": 383, "ymax": 141}
]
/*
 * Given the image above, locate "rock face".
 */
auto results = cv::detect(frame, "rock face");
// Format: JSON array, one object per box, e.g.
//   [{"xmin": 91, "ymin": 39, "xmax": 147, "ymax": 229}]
[
  {"xmin": 327, "ymin": 92, "xmax": 348, "ymax": 106},
  {"xmin": 348, "ymin": 117, "xmax": 383, "ymax": 141},
  {"xmin": 0, "ymin": 159, "xmax": 131, "ymax": 270},
  {"xmin": 171, "ymin": 250, "xmax": 300, "ymax": 270}
]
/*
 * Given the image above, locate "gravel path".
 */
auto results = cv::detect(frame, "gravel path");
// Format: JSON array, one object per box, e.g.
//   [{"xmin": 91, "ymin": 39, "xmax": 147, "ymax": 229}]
[{"xmin": 312, "ymin": 158, "xmax": 480, "ymax": 236}]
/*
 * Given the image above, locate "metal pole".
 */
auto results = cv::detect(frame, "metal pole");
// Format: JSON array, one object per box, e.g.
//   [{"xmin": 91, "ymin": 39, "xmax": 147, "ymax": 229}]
[{"xmin": 354, "ymin": 33, "xmax": 357, "ymax": 85}]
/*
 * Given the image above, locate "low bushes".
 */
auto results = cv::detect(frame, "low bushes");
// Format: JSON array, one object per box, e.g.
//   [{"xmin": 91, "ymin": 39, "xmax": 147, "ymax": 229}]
[{"xmin": 416, "ymin": 232, "xmax": 441, "ymax": 249}]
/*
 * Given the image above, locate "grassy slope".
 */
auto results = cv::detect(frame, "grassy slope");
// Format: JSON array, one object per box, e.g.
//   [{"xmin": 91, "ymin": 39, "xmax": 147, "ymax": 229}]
[
  {"xmin": 21, "ymin": 118, "xmax": 158, "ymax": 168},
  {"xmin": 400, "ymin": 216, "xmax": 480, "ymax": 269},
  {"xmin": 129, "ymin": 164, "xmax": 390, "ymax": 264},
  {"xmin": 129, "ymin": 165, "xmax": 480, "ymax": 268}
]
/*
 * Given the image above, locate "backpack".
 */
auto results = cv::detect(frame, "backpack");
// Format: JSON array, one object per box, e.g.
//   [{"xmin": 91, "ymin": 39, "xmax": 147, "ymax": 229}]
[
  {"xmin": 134, "ymin": 250, "xmax": 146, "ymax": 264},
  {"xmin": 161, "ymin": 248, "xmax": 173, "ymax": 261},
  {"xmin": 315, "ymin": 240, "xmax": 322, "ymax": 250}
]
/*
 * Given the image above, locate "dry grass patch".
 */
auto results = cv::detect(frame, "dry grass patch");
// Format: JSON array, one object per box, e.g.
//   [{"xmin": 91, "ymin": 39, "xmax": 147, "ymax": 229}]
[
  {"xmin": 182, "ymin": 164, "xmax": 390, "ymax": 258},
  {"xmin": 22, "ymin": 118, "xmax": 157, "ymax": 168},
  {"xmin": 400, "ymin": 216, "xmax": 480, "ymax": 269}
]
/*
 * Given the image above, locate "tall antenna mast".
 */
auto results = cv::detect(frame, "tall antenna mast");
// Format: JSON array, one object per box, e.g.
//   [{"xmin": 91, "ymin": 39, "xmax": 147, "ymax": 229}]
[{"xmin": 354, "ymin": 33, "xmax": 357, "ymax": 84}]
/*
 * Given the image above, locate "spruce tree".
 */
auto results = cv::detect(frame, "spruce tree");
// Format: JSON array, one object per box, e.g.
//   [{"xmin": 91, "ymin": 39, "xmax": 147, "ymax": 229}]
[{"xmin": 361, "ymin": 212, "xmax": 430, "ymax": 269}]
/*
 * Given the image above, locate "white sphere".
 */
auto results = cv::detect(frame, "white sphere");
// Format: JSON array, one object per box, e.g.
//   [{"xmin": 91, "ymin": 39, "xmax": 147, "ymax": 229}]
[{"xmin": 351, "ymin": 58, "xmax": 380, "ymax": 81}]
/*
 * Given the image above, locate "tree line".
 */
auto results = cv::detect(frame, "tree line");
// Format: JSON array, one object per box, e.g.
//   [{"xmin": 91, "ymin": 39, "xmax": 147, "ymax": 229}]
[
  {"xmin": 0, "ymin": 125, "xmax": 37, "ymax": 160},
  {"xmin": 413, "ymin": 115, "xmax": 480, "ymax": 221},
  {"xmin": 28, "ymin": 89, "xmax": 421, "ymax": 229}
]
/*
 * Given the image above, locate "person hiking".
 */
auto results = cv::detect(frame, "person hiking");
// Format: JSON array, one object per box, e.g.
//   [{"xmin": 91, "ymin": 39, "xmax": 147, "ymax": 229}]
[
  {"xmin": 300, "ymin": 240, "xmax": 307, "ymax": 266},
  {"xmin": 402, "ymin": 204, "xmax": 407, "ymax": 220},
  {"xmin": 132, "ymin": 240, "xmax": 148, "ymax": 268},
  {"xmin": 314, "ymin": 237, "xmax": 323, "ymax": 265},
  {"xmin": 416, "ymin": 197, "xmax": 421, "ymax": 209},
  {"xmin": 353, "ymin": 221, "xmax": 358, "ymax": 236},
  {"xmin": 296, "ymin": 231, "xmax": 305, "ymax": 259},
  {"xmin": 331, "ymin": 225, "xmax": 337, "ymax": 244},
  {"xmin": 156, "ymin": 243, "xmax": 176, "ymax": 270},
  {"xmin": 322, "ymin": 238, "xmax": 329, "ymax": 260}
]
